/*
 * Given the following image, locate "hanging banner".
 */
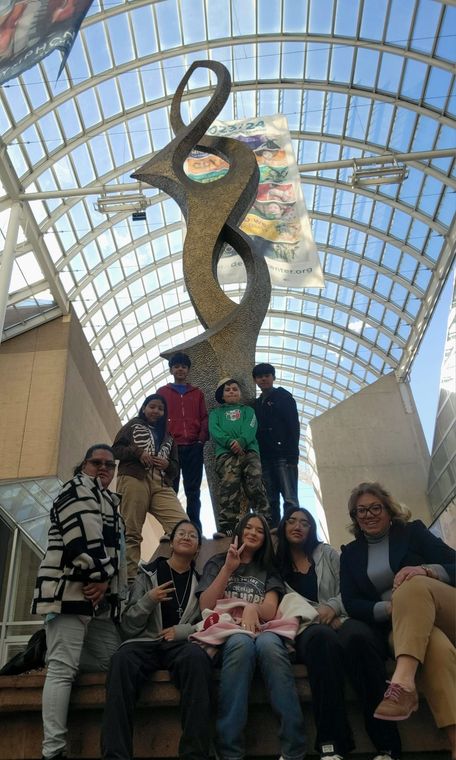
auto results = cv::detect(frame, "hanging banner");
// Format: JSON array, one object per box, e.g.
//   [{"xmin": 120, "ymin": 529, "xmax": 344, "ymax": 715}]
[
  {"xmin": 185, "ymin": 114, "xmax": 324, "ymax": 288},
  {"xmin": 0, "ymin": 0, "xmax": 94, "ymax": 86}
]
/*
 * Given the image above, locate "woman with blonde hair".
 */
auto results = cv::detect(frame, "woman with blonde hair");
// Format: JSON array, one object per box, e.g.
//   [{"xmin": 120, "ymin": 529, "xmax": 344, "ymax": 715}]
[{"xmin": 340, "ymin": 481, "xmax": 456, "ymax": 759}]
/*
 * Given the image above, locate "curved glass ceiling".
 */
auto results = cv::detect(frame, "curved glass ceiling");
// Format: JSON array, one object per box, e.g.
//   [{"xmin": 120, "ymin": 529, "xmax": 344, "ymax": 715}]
[{"xmin": 1, "ymin": 0, "xmax": 455, "ymax": 450}]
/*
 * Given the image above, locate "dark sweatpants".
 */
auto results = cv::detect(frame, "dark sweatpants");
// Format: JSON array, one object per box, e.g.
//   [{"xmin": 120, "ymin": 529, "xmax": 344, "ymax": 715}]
[
  {"xmin": 296, "ymin": 619, "xmax": 401, "ymax": 758},
  {"xmin": 101, "ymin": 639, "xmax": 213, "ymax": 760}
]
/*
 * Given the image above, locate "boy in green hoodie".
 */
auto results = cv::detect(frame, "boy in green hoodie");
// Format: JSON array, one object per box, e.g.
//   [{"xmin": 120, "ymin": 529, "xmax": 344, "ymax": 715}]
[{"xmin": 209, "ymin": 378, "xmax": 271, "ymax": 537}]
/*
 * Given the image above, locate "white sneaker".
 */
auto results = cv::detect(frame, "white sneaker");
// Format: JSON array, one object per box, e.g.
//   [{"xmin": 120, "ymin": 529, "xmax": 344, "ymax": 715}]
[{"xmin": 373, "ymin": 754, "xmax": 394, "ymax": 760}]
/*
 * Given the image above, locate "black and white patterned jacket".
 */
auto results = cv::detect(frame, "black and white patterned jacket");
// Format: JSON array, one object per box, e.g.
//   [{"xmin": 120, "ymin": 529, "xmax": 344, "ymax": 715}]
[{"xmin": 31, "ymin": 473, "xmax": 126, "ymax": 618}]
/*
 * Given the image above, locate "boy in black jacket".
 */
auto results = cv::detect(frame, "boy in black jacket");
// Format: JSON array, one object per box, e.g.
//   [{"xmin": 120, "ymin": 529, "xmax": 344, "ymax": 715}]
[{"xmin": 252, "ymin": 363, "xmax": 300, "ymax": 527}]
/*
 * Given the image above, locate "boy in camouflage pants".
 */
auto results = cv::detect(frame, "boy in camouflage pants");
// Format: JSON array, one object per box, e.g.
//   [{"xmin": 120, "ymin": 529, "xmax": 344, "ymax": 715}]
[{"xmin": 209, "ymin": 378, "xmax": 271, "ymax": 537}]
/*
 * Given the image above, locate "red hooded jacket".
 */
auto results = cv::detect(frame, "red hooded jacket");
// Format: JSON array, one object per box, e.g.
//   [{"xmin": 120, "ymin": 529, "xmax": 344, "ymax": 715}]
[{"xmin": 156, "ymin": 384, "xmax": 208, "ymax": 446}]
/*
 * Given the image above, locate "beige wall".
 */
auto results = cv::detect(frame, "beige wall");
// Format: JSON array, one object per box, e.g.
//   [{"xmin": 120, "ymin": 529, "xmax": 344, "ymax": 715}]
[
  {"xmin": 308, "ymin": 372, "xmax": 432, "ymax": 547},
  {"xmin": 0, "ymin": 319, "xmax": 67, "ymax": 479},
  {"xmin": 58, "ymin": 313, "xmax": 121, "ymax": 482},
  {"xmin": 0, "ymin": 311, "xmax": 120, "ymax": 482}
]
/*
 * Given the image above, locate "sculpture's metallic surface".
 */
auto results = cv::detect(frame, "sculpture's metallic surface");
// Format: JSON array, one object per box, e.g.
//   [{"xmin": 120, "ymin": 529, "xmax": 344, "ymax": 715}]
[{"xmin": 132, "ymin": 60, "xmax": 271, "ymax": 515}]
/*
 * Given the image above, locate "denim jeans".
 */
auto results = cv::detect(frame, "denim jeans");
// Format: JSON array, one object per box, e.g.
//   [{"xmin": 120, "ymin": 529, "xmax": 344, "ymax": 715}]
[
  {"xmin": 261, "ymin": 458, "xmax": 299, "ymax": 527},
  {"xmin": 217, "ymin": 633, "xmax": 306, "ymax": 760},
  {"xmin": 42, "ymin": 614, "xmax": 121, "ymax": 759}
]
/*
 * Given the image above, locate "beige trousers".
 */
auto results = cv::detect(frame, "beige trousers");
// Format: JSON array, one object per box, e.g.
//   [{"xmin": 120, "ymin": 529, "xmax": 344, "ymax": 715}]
[
  {"xmin": 117, "ymin": 471, "xmax": 186, "ymax": 579},
  {"xmin": 392, "ymin": 575, "xmax": 456, "ymax": 727}
]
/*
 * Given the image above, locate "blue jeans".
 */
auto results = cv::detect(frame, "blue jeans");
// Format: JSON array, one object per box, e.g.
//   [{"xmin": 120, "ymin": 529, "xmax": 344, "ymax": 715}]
[
  {"xmin": 261, "ymin": 458, "xmax": 299, "ymax": 527},
  {"xmin": 217, "ymin": 633, "xmax": 306, "ymax": 760}
]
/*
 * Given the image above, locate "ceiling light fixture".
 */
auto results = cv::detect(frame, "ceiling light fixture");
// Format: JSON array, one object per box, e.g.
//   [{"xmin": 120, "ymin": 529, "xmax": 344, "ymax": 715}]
[
  {"xmin": 350, "ymin": 159, "xmax": 408, "ymax": 187},
  {"xmin": 95, "ymin": 192, "xmax": 149, "ymax": 215}
]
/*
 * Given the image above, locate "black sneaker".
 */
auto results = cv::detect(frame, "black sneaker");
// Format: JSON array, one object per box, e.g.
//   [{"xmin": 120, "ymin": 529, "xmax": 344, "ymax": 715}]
[{"xmin": 212, "ymin": 529, "xmax": 235, "ymax": 539}]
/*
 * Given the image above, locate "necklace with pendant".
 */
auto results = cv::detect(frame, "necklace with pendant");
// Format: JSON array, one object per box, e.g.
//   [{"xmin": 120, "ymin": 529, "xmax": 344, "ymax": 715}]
[{"xmin": 169, "ymin": 565, "xmax": 192, "ymax": 619}]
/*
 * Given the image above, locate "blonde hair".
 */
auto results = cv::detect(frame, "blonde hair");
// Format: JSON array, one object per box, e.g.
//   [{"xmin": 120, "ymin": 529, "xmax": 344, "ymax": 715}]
[{"xmin": 348, "ymin": 481, "xmax": 412, "ymax": 538}]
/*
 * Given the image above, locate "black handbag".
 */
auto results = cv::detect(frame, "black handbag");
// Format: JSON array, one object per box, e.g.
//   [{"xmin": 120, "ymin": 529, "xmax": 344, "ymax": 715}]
[{"xmin": 0, "ymin": 628, "xmax": 47, "ymax": 676}]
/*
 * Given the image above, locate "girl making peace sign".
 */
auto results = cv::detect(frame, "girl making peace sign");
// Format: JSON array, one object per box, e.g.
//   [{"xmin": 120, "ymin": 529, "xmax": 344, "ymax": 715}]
[{"xmin": 197, "ymin": 513, "xmax": 306, "ymax": 760}]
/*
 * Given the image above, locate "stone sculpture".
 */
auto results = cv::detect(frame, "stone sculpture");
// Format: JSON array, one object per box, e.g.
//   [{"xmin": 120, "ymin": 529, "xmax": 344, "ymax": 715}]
[{"xmin": 132, "ymin": 60, "xmax": 271, "ymax": 515}]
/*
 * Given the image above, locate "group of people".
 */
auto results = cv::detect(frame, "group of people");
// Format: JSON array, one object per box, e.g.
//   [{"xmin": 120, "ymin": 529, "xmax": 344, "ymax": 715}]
[
  {"xmin": 113, "ymin": 352, "xmax": 301, "ymax": 579},
  {"xmin": 31, "ymin": 432, "xmax": 455, "ymax": 760}
]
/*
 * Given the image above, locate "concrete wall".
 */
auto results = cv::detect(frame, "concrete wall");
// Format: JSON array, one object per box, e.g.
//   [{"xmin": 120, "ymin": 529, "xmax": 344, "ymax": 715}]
[
  {"xmin": 0, "ymin": 311, "xmax": 121, "ymax": 483},
  {"xmin": 308, "ymin": 372, "xmax": 432, "ymax": 547}
]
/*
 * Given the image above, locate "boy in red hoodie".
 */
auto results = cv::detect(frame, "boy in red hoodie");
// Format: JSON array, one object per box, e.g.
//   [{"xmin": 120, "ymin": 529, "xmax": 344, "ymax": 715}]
[{"xmin": 157, "ymin": 352, "xmax": 208, "ymax": 532}]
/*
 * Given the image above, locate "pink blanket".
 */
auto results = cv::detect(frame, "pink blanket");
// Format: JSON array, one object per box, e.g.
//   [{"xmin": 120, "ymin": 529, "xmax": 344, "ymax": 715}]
[{"xmin": 189, "ymin": 598, "xmax": 299, "ymax": 656}]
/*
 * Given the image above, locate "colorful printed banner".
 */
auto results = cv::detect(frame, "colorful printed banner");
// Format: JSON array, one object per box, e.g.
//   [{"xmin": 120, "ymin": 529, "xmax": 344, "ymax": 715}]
[
  {"xmin": 0, "ymin": 0, "xmax": 94, "ymax": 85},
  {"xmin": 185, "ymin": 114, "xmax": 324, "ymax": 288}
]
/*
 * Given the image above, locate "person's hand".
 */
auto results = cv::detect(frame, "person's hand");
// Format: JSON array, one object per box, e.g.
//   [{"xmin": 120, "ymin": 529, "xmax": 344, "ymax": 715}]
[
  {"xmin": 316, "ymin": 603, "xmax": 337, "ymax": 625},
  {"xmin": 149, "ymin": 580, "xmax": 175, "ymax": 604},
  {"xmin": 230, "ymin": 440, "xmax": 243, "ymax": 455},
  {"xmin": 151, "ymin": 455, "xmax": 169, "ymax": 469},
  {"xmin": 83, "ymin": 581, "xmax": 109, "ymax": 606},
  {"xmin": 161, "ymin": 626, "xmax": 176, "ymax": 641},
  {"xmin": 393, "ymin": 565, "xmax": 428, "ymax": 590},
  {"xmin": 140, "ymin": 451, "xmax": 154, "ymax": 467},
  {"xmin": 384, "ymin": 601, "xmax": 392, "ymax": 617},
  {"xmin": 240, "ymin": 604, "xmax": 260, "ymax": 633},
  {"xmin": 224, "ymin": 535, "xmax": 246, "ymax": 574},
  {"xmin": 330, "ymin": 616, "xmax": 343, "ymax": 630}
]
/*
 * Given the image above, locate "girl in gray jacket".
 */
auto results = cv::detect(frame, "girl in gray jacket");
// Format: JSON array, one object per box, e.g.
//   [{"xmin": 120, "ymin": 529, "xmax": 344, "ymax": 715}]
[{"xmin": 277, "ymin": 506, "xmax": 400, "ymax": 760}]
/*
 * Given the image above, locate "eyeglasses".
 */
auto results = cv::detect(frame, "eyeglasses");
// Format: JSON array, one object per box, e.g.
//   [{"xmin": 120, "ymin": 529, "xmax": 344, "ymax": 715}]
[
  {"xmin": 174, "ymin": 530, "xmax": 199, "ymax": 541},
  {"xmin": 86, "ymin": 459, "xmax": 116, "ymax": 470},
  {"xmin": 352, "ymin": 503, "xmax": 384, "ymax": 518},
  {"xmin": 286, "ymin": 516, "xmax": 311, "ymax": 528}
]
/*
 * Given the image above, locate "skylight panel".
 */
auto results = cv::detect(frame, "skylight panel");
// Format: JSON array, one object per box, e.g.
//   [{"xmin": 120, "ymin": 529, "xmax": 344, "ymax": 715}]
[
  {"xmin": 118, "ymin": 70, "xmax": 143, "ymax": 111},
  {"xmin": 302, "ymin": 90, "xmax": 325, "ymax": 133},
  {"xmin": 130, "ymin": 6, "xmax": 158, "ymax": 58},
  {"xmin": 257, "ymin": 0, "xmax": 280, "ymax": 34},
  {"xmin": 367, "ymin": 101, "xmax": 394, "ymax": 147},
  {"xmin": 354, "ymin": 48, "xmax": 379, "ymax": 90},
  {"xmin": 20, "ymin": 69, "xmax": 49, "ymax": 111},
  {"xmin": 401, "ymin": 59, "xmax": 427, "ymax": 101},
  {"xmin": 408, "ymin": 0, "xmax": 440, "ymax": 54},
  {"xmin": 281, "ymin": 43, "xmax": 304, "ymax": 80},
  {"xmin": 360, "ymin": 0, "xmax": 387, "ymax": 41},
  {"xmin": 97, "ymin": 78, "xmax": 122, "ymax": 119},
  {"xmin": 108, "ymin": 13, "xmax": 135, "ymax": 66},
  {"xmin": 233, "ymin": 44, "xmax": 256, "ymax": 81},
  {"xmin": 424, "ymin": 67, "xmax": 453, "ymax": 113},
  {"xmin": 325, "ymin": 92, "xmax": 347, "ymax": 134},
  {"xmin": 389, "ymin": 107, "xmax": 416, "ymax": 151},
  {"xmin": 21, "ymin": 125, "xmax": 46, "ymax": 164},
  {"xmin": 310, "ymin": 0, "xmax": 334, "ymax": 34},
  {"xmin": 333, "ymin": 0, "xmax": 359, "ymax": 36},
  {"xmin": 36, "ymin": 110, "xmax": 63, "ymax": 153},
  {"xmin": 181, "ymin": 0, "xmax": 206, "ymax": 43},
  {"xmin": 385, "ymin": 0, "xmax": 414, "ymax": 47},
  {"xmin": 435, "ymin": 5, "xmax": 455, "ymax": 62},
  {"xmin": 258, "ymin": 43, "xmax": 281, "ymax": 79},
  {"xmin": 155, "ymin": 0, "xmax": 183, "ymax": 49},
  {"xmin": 306, "ymin": 43, "xmax": 330, "ymax": 81},
  {"xmin": 77, "ymin": 89, "xmax": 102, "ymax": 129},
  {"xmin": 84, "ymin": 23, "xmax": 113, "ymax": 74},
  {"xmin": 345, "ymin": 95, "xmax": 370, "ymax": 140},
  {"xmin": 207, "ymin": 0, "xmax": 231, "ymax": 39}
]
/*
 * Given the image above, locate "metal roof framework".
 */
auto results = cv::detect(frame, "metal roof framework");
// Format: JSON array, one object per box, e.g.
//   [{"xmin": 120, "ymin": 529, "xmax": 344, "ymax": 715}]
[{"xmin": 0, "ymin": 0, "xmax": 455, "ymax": 447}]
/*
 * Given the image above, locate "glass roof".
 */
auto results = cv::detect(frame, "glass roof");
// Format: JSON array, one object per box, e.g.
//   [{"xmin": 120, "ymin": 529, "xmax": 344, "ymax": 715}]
[{"xmin": 1, "ymin": 0, "xmax": 455, "ymax": 449}]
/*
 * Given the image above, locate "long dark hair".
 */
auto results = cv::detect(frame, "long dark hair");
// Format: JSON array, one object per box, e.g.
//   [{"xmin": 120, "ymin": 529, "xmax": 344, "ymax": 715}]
[
  {"xmin": 276, "ymin": 506, "xmax": 322, "ymax": 578},
  {"xmin": 232, "ymin": 512, "xmax": 276, "ymax": 572},
  {"xmin": 138, "ymin": 393, "xmax": 168, "ymax": 446},
  {"xmin": 73, "ymin": 444, "xmax": 114, "ymax": 476}
]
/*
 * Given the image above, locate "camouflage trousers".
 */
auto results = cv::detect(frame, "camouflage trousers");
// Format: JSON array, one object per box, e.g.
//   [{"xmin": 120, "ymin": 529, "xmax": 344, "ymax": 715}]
[{"xmin": 215, "ymin": 450, "xmax": 271, "ymax": 531}]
